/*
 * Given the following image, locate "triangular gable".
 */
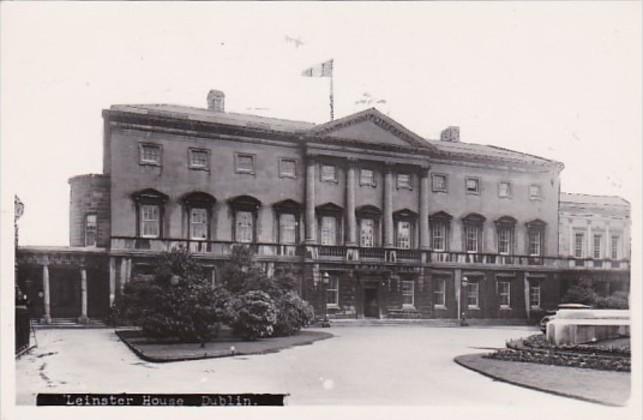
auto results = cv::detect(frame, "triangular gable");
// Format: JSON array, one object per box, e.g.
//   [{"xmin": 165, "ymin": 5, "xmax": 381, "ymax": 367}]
[{"xmin": 309, "ymin": 108, "xmax": 436, "ymax": 151}]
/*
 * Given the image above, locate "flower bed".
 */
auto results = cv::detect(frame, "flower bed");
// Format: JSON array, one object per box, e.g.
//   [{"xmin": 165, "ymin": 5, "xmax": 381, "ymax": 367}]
[{"xmin": 484, "ymin": 334, "xmax": 630, "ymax": 372}]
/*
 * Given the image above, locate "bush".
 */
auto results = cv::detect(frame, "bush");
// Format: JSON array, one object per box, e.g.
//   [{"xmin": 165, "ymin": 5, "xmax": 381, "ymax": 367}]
[
  {"xmin": 114, "ymin": 248, "xmax": 232, "ymax": 345},
  {"xmin": 595, "ymin": 291, "xmax": 629, "ymax": 309},
  {"xmin": 229, "ymin": 291, "xmax": 277, "ymax": 341},
  {"xmin": 561, "ymin": 284, "xmax": 597, "ymax": 305},
  {"xmin": 273, "ymin": 291, "xmax": 315, "ymax": 337}
]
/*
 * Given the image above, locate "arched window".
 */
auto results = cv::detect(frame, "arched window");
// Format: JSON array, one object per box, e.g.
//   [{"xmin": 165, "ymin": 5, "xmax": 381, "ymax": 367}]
[
  {"xmin": 494, "ymin": 216, "xmax": 517, "ymax": 255},
  {"xmin": 181, "ymin": 192, "xmax": 216, "ymax": 241},
  {"xmin": 393, "ymin": 209, "xmax": 418, "ymax": 249},
  {"xmin": 229, "ymin": 195, "xmax": 261, "ymax": 243},
  {"xmin": 526, "ymin": 219, "xmax": 546, "ymax": 257},
  {"xmin": 462, "ymin": 213, "xmax": 486, "ymax": 253},
  {"xmin": 356, "ymin": 205, "xmax": 381, "ymax": 248},
  {"xmin": 429, "ymin": 211, "xmax": 452, "ymax": 252},
  {"xmin": 132, "ymin": 189, "xmax": 169, "ymax": 239},
  {"xmin": 316, "ymin": 203, "xmax": 343, "ymax": 246},
  {"xmin": 273, "ymin": 199, "xmax": 301, "ymax": 245}
]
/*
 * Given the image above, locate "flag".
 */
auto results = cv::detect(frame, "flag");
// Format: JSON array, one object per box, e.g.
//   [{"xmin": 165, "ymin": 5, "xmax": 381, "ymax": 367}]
[{"xmin": 301, "ymin": 59, "xmax": 333, "ymax": 77}]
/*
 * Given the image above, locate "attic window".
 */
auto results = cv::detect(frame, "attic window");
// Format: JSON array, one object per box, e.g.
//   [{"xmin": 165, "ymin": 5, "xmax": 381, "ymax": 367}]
[
  {"xmin": 139, "ymin": 143, "xmax": 161, "ymax": 166},
  {"xmin": 465, "ymin": 177, "xmax": 480, "ymax": 194},
  {"xmin": 321, "ymin": 164, "xmax": 337, "ymax": 183},
  {"xmin": 235, "ymin": 153, "xmax": 256, "ymax": 174}
]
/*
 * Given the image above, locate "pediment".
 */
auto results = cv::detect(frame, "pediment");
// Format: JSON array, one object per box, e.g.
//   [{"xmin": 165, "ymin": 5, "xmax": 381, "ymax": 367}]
[{"xmin": 310, "ymin": 108, "xmax": 435, "ymax": 151}]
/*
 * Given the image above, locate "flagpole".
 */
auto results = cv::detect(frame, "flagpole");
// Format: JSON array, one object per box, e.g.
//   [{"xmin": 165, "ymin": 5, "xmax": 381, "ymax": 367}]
[{"xmin": 329, "ymin": 59, "xmax": 334, "ymax": 121}]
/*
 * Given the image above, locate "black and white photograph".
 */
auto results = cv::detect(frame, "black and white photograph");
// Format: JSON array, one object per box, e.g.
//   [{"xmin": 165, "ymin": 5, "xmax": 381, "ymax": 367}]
[{"xmin": 1, "ymin": 2, "xmax": 641, "ymax": 419}]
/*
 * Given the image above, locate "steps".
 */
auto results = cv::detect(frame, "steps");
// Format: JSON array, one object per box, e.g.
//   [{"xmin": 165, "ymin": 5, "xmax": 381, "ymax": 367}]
[
  {"xmin": 313, "ymin": 318, "xmax": 532, "ymax": 328},
  {"xmin": 32, "ymin": 318, "xmax": 107, "ymax": 329}
]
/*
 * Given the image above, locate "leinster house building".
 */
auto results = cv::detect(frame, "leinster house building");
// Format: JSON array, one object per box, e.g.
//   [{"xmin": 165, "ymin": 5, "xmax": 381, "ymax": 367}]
[{"xmin": 17, "ymin": 90, "xmax": 631, "ymax": 324}]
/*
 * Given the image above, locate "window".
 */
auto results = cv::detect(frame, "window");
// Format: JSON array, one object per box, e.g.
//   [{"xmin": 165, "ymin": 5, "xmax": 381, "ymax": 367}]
[
  {"xmin": 528, "ymin": 230, "xmax": 542, "ymax": 256},
  {"xmin": 497, "ymin": 226, "xmax": 513, "ymax": 255},
  {"xmin": 465, "ymin": 177, "xmax": 480, "ymax": 194},
  {"xmin": 189, "ymin": 148, "xmax": 209, "ymax": 170},
  {"xmin": 464, "ymin": 225, "xmax": 481, "ymax": 253},
  {"xmin": 529, "ymin": 184, "xmax": 542, "ymax": 200},
  {"xmin": 432, "ymin": 174, "xmax": 448, "ymax": 192},
  {"xmin": 433, "ymin": 278, "xmax": 446, "ymax": 307},
  {"xmin": 326, "ymin": 275, "xmax": 339, "ymax": 307},
  {"xmin": 401, "ymin": 281, "xmax": 415, "ymax": 306},
  {"xmin": 593, "ymin": 234, "xmax": 602, "ymax": 259},
  {"xmin": 235, "ymin": 211, "xmax": 254, "ymax": 243},
  {"xmin": 529, "ymin": 281, "xmax": 541, "ymax": 308},
  {"xmin": 320, "ymin": 164, "xmax": 337, "ymax": 182},
  {"xmin": 431, "ymin": 221, "xmax": 447, "ymax": 251},
  {"xmin": 235, "ymin": 153, "xmax": 255, "ymax": 174},
  {"xmin": 498, "ymin": 281, "xmax": 511, "ymax": 308},
  {"xmin": 360, "ymin": 169, "xmax": 375, "ymax": 187},
  {"xmin": 397, "ymin": 173, "xmax": 412, "ymax": 190},
  {"xmin": 466, "ymin": 281, "xmax": 479, "ymax": 309},
  {"xmin": 574, "ymin": 233, "xmax": 585, "ymax": 258},
  {"xmin": 139, "ymin": 144, "xmax": 161, "ymax": 166},
  {"xmin": 498, "ymin": 182, "xmax": 511, "ymax": 198},
  {"xmin": 320, "ymin": 216, "xmax": 337, "ymax": 246},
  {"xmin": 279, "ymin": 159, "xmax": 296, "ymax": 178},
  {"xmin": 360, "ymin": 218, "xmax": 375, "ymax": 247},
  {"xmin": 140, "ymin": 204, "xmax": 160, "ymax": 238},
  {"xmin": 611, "ymin": 235, "xmax": 620, "ymax": 259},
  {"xmin": 397, "ymin": 221, "xmax": 412, "ymax": 249},
  {"xmin": 189, "ymin": 208, "xmax": 208, "ymax": 240},
  {"xmin": 84, "ymin": 214, "xmax": 97, "ymax": 247},
  {"xmin": 279, "ymin": 213, "xmax": 297, "ymax": 244}
]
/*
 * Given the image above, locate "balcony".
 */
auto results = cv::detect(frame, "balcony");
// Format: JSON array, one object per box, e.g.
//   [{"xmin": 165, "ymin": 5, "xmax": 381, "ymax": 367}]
[
  {"xmin": 110, "ymin": 237, "xmax": 303, "ymax": 261},
  {"xmin": 110, "ymin": 237, "xmax": 629, "ymax": 271}
]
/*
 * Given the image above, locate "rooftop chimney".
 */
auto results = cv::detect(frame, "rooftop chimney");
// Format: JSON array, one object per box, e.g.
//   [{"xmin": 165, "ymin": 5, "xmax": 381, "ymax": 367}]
[
  {"xmin": 440, "ymin": 126, "xmax": 460, "ymax": 142},
  {"xmin": 207, "ymin": 89, "xmax": 225, "ymax": 112}
]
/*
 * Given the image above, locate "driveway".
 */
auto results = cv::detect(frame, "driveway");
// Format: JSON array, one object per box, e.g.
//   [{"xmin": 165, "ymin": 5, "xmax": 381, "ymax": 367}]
[{"xmin": 15, "ymin": 326, "xmax": 624, "ymax": 408}]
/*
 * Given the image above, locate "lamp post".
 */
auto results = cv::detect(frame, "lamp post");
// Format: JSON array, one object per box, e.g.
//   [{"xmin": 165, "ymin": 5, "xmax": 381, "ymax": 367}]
[
  {"xmin": 460, "ymin": 276, "xmax": 469, "ymax": 326},
  {"xmin": 321, "ymin": 271, "xmax": 331, "ymax": 328}
]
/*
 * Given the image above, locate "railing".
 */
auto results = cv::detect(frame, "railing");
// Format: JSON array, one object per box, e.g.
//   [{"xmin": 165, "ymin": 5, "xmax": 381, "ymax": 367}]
[
  {"xmin": 360, "ymin": 247, "xmax": 385, "ymax": 260},
  {"xmin": 318, "ymin": 245, "xmax": 345, "ymax": 258},
  {"xmin": 110, "ymin": 237, "xmax": 629, "ymax": 270}
]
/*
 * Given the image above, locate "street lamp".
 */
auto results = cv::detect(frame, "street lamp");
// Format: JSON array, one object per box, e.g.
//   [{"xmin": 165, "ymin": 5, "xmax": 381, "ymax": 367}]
[
  {"xmin": 321, "ymin": 271, "xmax": 331, "ymax": 328},
  {"xmin": 460, "ymin": 276, "xmax": 469, "ymax": 326}
]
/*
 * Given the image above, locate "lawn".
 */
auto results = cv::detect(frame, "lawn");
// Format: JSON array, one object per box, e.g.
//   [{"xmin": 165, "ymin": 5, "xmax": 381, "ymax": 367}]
[{"xmin": 116, "ymin": 327, "xmax": 333, "ymax": 362}]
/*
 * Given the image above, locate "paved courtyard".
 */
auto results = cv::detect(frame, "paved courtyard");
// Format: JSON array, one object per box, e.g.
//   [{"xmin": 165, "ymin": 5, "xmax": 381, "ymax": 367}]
[{"xmin": 15, "ymin": 326, "xmax": 627, "ymax": 409}]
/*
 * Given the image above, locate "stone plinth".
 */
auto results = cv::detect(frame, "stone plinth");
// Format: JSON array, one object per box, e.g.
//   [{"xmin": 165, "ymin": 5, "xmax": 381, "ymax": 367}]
[{"xmin": 546, "ymin": 309, "xmax": 630, "ymax": 346}]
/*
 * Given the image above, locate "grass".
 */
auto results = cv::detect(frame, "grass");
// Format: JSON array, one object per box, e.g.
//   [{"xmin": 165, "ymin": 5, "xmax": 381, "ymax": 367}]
[{"xmin": 116, "ymin": 327, "xmax": 333, "ymax": 363}]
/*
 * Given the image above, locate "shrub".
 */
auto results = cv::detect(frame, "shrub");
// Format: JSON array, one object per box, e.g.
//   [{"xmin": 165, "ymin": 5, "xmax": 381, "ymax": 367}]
[
  {"xmin": 229, "ymin": 291, "xmax": 277, "ymax": 340},
  {"xmin": 561, "ymin": 284, "xmax": 597, "ymax": 305},
  {"xmin": 594, "ymin": 291, "xmax": 629, "ymax": 309},
  {"xmin": 114, "ymin": 248, "xmax": 232, "ymax": 346},
  {"xmin": 273, "ymin": 291, "xmax": 315, "ymax": 337}
]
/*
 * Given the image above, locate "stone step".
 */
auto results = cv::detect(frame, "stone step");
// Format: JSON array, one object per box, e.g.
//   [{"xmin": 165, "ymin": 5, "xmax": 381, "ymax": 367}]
[{"xmin": 32, "ymin": 318, "xmax": 107, "ymax": 329}]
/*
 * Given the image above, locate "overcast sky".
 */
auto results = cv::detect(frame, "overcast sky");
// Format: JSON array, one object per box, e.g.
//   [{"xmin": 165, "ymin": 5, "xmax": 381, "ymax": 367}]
[{"xmin": 1, "ymin": 2, "xmax": 640, "ymax": 246}]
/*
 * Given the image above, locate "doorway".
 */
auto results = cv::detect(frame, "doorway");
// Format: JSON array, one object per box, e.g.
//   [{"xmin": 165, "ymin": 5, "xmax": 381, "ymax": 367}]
[{"xmin": 363, "ymin": 287, "xmax": 379, "ymax": 318}]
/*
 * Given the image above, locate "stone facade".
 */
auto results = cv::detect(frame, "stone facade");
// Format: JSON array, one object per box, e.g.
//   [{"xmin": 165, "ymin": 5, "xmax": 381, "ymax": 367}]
[{"xmin": 17, "ymin": 91, "xmax": 631, "ymax": 323}]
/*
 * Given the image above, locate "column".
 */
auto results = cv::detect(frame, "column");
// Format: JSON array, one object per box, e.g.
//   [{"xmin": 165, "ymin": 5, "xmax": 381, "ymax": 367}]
[
  {"xmin": 383, "ymin": 162, "xmax": 394, "ymax": 247},
  {"xmin": 42, "ymin": 263, "xmax": 51, "ymax": 323},
  {"xmin": 119, "ymin": 258, "xmax": 127, "ymax": 294},
  {"xmin": 126, "ymin": 258, "xmax": 132, "ymax": 283},
  {"xmin": 454, "ymin": 268, "xmax": 462, "ymax": 321},
  {"xmin": 523, "ymin": 275, "xmax": 531, "ymax": 320},
  {"xmin": 345, "ymin": 158, "xmax": 357, "ymax": 246},
  {"xmin": 419, "ymin": 166, "xmax": 430, "ymax": 249},
  {"xmin": 305, "ymin": 156, "xmax": 317, "ymax": 243},
  {"xmin": 109, "ymin": 257, "xmax": 116, "ymax": 306},
  {"xmin": 587, "ymin": 222, "xmax": 593, "ymax": 263},
  {"xmin": 79, "ymin": 267, "xmax": 88, "ymax": 323}
]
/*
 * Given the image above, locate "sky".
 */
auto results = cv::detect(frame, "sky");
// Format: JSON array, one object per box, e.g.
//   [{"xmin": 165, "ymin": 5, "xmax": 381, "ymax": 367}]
[{"xmin": 1, "ymin": 2, "xmax": 641, "ymax": 246}]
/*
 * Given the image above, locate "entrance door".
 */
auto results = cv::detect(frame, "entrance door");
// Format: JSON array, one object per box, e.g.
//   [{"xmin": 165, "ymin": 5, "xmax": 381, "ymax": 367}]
[
  {"xmin": 363, "ymin": 287, "xmax": 379, "ymax": 318},
  {"xmin": 50, "ymin": 268, "xmax": 81, "ymax": 318}
]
